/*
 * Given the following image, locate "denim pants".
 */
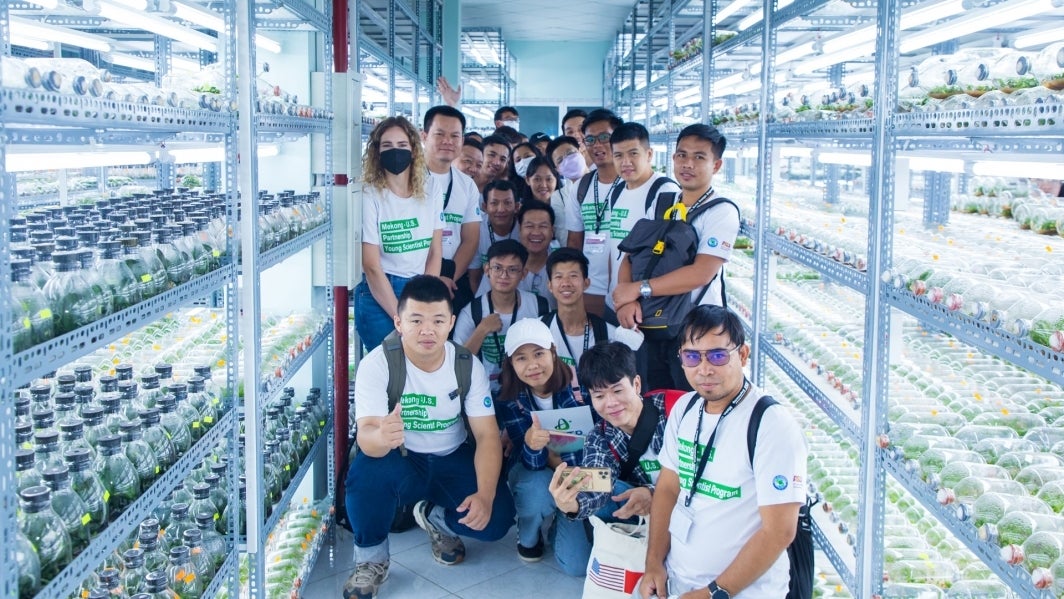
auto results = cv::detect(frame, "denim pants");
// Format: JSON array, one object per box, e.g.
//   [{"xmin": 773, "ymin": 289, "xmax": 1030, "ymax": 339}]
[
  {"xmin": 354, "ymin": 274, "xmax": 408, "ymax": 352},
  {"xmin": 553, "ymin": 480, "xmax": 635, "ymax": 577},
  {"xmin": 345, "ymin": 443, "xmax": 516, "ymax": 562},
  {"xmin": 507, "ymin": 463, "xmax": 555, "ymax": 548}
]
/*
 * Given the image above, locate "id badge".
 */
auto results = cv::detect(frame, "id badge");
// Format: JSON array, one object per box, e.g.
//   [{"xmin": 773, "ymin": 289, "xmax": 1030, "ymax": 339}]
[
  {"xmin": 585, "ymin": 233, "xmax": 607, "ymax": 255},
  {"xmin": 441, "ymin": 228, "xmax": 455, "ymax": 248},
  {"xmin": 669, "ymin": 506, "xmax": 694, "ymax": 544}
]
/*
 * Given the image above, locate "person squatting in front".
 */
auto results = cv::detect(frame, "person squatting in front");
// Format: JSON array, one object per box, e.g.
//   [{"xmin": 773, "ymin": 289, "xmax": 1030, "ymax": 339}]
[{"xmin": 343, "ymin": 275, "xmax": 516, "ymax": 599}]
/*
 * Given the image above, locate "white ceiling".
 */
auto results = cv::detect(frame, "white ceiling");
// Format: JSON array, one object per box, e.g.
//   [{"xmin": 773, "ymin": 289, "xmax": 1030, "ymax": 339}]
[{"xmin": 461, "ymin": 0, "xmax": 636, "ymax": 42}]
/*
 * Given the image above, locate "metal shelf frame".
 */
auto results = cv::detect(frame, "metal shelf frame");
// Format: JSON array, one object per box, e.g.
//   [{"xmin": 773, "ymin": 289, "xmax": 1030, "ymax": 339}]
[
  {"xmin": 609, "ymin": 0, "xmax": 1064, "ymax": 596},
  {"xmin": 261, "ymin": 417, "xmax": 334, "ymax": 543}
]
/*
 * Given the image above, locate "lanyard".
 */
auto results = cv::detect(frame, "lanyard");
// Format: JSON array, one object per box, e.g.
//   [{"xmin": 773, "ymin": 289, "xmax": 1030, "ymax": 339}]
[
  {"xmin": 487, "ymin": 291, "xmax": 519, "ymax": 360},
  {"xmin": 685, "ymin": 378, "xmax": 752, "ymax": 508},
  {"xmin": 488, "ymin": 220, "xmax": 512, "ymax": 245},
  {"xmin": 592, "ymin": 177, "xmax": 621, "ymax": 234},
  {"xmin": 684, "ymin": 188, "xmax": 715, "ymax": 217},
  {"xmin": 443, "ymin": 168, "xmax": 454, "ymax": 210},
  {"xmin": 553, "ymin": 313, "xmax": 591, "ymax": 364}
]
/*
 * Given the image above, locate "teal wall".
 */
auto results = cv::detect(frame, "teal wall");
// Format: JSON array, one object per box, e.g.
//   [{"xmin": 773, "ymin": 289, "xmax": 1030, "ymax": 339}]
[{"xmin": 507, "ymin": 40, "xmax": 611, "ymax": 106}]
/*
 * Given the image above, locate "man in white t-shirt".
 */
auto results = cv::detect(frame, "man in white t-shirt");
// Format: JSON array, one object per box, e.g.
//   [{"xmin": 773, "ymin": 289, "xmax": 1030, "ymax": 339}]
[
  {"xmin": 613, "ymin": 124, "xmax": 740, "ymax": 391},
  {"xmin": 344, "ymin": 276, "xmax": 515, "ymax": 599},
  {"xmin": 639, "ymin": 306, "xmax": 807, "ymax": 599},
  {"xmin": 475, "ymin": 134, "xmax": 512, "ymax": 192},
  {"xmin": 605, "ymin": 122, "xmax": 680, "ymax": 312},
  {"xmin": 422, "ymin": 105, "xmax": 482, "ymax": 313},
  {"xmin": 468, "ymin": 179, "xmax": 520, "ymax": 293},
  {"xmin": 541, "ymin": 248, "xmax": 615, "ymax": 370},
  {"xmin": 454, "ymin": 239, "xmax": 548, "ymax": 396},
  {"xmin": 564, "ymin": 109, "xmax": 625, "ymax": 319}
]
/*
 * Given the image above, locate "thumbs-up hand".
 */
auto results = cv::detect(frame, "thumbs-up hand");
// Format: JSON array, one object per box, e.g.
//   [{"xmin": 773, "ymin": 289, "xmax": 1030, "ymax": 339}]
[
  {"xmin": 380, "ymin": 403, "xmax": 405, "ymax": 449},
  {"xmin": 525, "ymin": 412, "xmax": 551, "ymax": 452}
]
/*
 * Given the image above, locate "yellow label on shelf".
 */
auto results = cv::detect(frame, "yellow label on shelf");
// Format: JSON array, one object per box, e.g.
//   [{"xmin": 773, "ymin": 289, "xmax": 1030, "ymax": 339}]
[
  {"xmin": 141, "ymin": 274, "xmax": 152, "ymax": 283},
  {"xmin": 192, "ymin": 421, "xmax": 201, "ymax": 429},
  {"xmin": 155, "ymin": 465, "xmax": 161, "ymax": 474},
  {"xmin": 214, "ymin": 513, "xmax": 220, "ymax": 521},
  {"xmin": 302, "ymin": 435, "xmax": 308, "ymax": 442},
  {"xmin": 285, "ymin": 464, "xmax": 291, "ymax": 471},
  {"xmin": 203, "ymin": 416, "xmax": 214, "ymax": 424},
  {"xmin": 213, "ymin": 250, "xmax": 221, "ymax": 257},
  {"xmin": 81, "ymin": 513, "xmax": 91, "ymax": 525},
  {"xmin": 103, "ymin": 490, "xmax": 110, "ymax": 503},
  {"xmin": 164, "ymin": 431, "xmax": 172, "ymax": 439},
  {"xmin": 38, "ymin": 308, "xmax": 53, "ymax": 319},
  {"xmin": 22, "ymin": 317, "xmax": 31, "ymax": 330}
]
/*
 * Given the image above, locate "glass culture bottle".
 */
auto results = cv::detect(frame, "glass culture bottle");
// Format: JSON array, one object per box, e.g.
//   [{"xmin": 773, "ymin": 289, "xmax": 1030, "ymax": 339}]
[
  {"xmin": 60, "ymin": 418, "xmax": 98, "ymax": 466},
  {"xmin": 75, "ymin": 246, "xmax": 115, "ymax": 318},
  {"xmin": 182, "ymin": 528, "xmax": 214, "ymax": 579},
  {"xmin": 139, "ymin": 409, "xmax": 177, "ymax": 470},
  {"xmin": 157, "ymin": 396, "xmax": 192, "ymax": 455},
  {"xmin": 34, "ymin": 430, "xmax": 66, "ymax": 476},
  {"xmin": 166, "ymin": 545, "xmax": 202, "ymax": 599},
  {"xmin": 10, "ymin": 258, "xmax": 55, "ymax": 353},
  {"xmin": 138, "ymin": 529, "xmax": 169, "ymax": 575},
  {"xmin": 44, "ymin": 249, "xmax": 101, "ymax": 335},
  {"xmin": 65, "ymin": 448, "xmax": 109, "ymax": 530},
  {"xmin": 170, "ymin": 383, "xmax": 203, "ymax": 442},
  {"xmin": 164, "ymin": 503, "xmax": 196, "ymax": 552},
  {"xmin": 121, "ymin": 421, "xmax": 161, "ymax": 487},
  {"xmin": 16, "ymin": 449, "xmax": 45, "ymax": 495},
  {"xmin": 41, "ymin": 466, "xmax": 92, "ymax": 554},
  {"xmin": 138, "ymin": 374, "xmax": 165, "ymax": 412},
  {"xmin": 19, "ymin": 486, "xmax": 72, "ymax": 584},
  {"xmin": 122, "ymin": 548, "xmax": 149, "ymax": 596},
  {"xmin": 81, "ymin": 406, "xmax": 109, "ymax": 449},
  {"xmin": 94, "ymin": 567, "xmax": 124, "ymax": 598},
  {"xmin": 97, "ymin": 239, "xmax": 142, "ymax": 311},
  {"xmin": 194, "ymin": 513, "xmax": 226, "ymax": 572},
  {"xmin": 99, "ymin": 434, "xmax": 141, "ymax": 517},
  {"xmin": 15, "ymin": 528, "xmax": 41, "ymax": 599},
  {"xmin": 203, "ymin": 473, "xmax": 227, "ymax": 520},
  {"xmin": 187, "ymin": 377, "xmax": 218, "ymax": 433}
]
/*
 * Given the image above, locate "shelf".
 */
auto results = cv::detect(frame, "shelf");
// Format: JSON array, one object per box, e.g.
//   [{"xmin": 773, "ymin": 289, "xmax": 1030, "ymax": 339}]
[
  {"xmin": 36, "ymin": 409, "xmax": 237, "ymax": 599},
  {"xmin": 274, "ymin": 0, "xmax": 329, "ymax": 32},
  {"xmin": 881, "ymin": 454, "xmax": 1053, "ymax": 598},
  {"xmin": 768, "ymin": 119, "xmax": 877, "ymax": 140},
  {"xmin": 262, "ymin": 418, "xmax": 333, "ymax": 543},
  {"xmin": 0, "ymin": 87, "xmax": 234, "ymax": 133},
  {"xmin": 10, "ymin": 264, "xmax": 236, "ymax": 389},
  {"xmin": 204, "ymin": 549, "xmax": 239, "ymax": 599},
  {"xmin": 883, "ymin": 287, "xmax": 1064, "ymax": 386},
  {"xmin": 764, "ymin": 234, "xmax": 868, "ymax": 294},
  {"xmin": 256, "ymin": 113, "xmax": 333, "ymax": 134},
  {"xmin": 296, "ymin": 513, "xmax": 335, "ymax": 598},
  {"xmin": 893, "ymin": 104, "xmax": 1064, "ymax": 138},
  {"xmin": 256, "ymin": 223, "xmax": 332, "ymax": 273},
  {"xmin": 260, "ymin": 322, "xmax": 332, "ymax": 409},
  {"xmin": 760, "ymin": 334, "xmax": 861, "ymax": 445},
  {"xmin": 811, "ymin": 513, "xmax": 858, "ymax": 596}
]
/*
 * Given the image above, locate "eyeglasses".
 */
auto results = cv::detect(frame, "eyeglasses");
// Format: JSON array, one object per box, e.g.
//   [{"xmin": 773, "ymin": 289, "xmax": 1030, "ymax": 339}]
[
  {"xmin": 679, "ymin": 346, "xmax": 739, "ymax": 368},
  {"xmin": 583, "ymin": 133, "xmax": 612, "ymax": 147},
  {"xmin": 489, "ymin": 265, "xmax": 523, "ymax": 278}
]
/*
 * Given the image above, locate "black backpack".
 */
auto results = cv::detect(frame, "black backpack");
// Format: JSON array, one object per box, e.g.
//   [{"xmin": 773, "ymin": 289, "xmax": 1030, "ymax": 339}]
[
  {"xmin": 617, "ymin": 197, "xmax": 739, "ymax": 341},
  {"xmin": 679, "ymin": 395, "xmax": 816, "ymax": 599},
  {"xmin": 469, "ymin": 293, "xmax": 550, "ymax": 357},
  {"xmin": 606, "ymin": 176, "xmax": 679, "ymax": 215},
  {"xmin": 335, "ymin": 332, "xmax": 475, "ymax": 533}
]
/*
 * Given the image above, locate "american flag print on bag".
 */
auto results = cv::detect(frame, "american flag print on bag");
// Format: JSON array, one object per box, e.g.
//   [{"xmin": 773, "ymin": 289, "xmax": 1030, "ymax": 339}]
[{"xmin": 588, "ymin": 558, "xmax": 643, "ymax": 594}]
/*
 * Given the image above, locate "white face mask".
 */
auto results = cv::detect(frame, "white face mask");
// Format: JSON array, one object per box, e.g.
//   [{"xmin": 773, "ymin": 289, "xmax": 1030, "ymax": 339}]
[
  {"xmin": 557, "ymin": 152, "xmax": 586, "ymax": 180},
  {"xmin": 503, "ymin": 119, "xmax": 520, "ymax": 130},
  {"xmin": 514, "ymin": 156, "xmax": 534, "ymax": 178}
]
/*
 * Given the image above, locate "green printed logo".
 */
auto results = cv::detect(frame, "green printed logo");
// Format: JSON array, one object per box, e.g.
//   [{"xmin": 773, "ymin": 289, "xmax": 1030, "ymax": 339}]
[
  {"xmin": 677, "ymin": 473, "xmax": 741, "ymax": 500},
  {"xmin": 405, "ymin": 416, "xmax": 460, "ymax": 432},
  {"xmin": 555, "ymin": 418, "xmax": 571, "ymax": 431},
  {"xmin": 482, "ymin": 336, "xmax": 504, "ymax": 364},
  {"xmin": 401, "ymin": 393, "xmax": 437, "ymax": 407},
  {"xmin": 381, "ymin": 230, "xmax": 414, "ymax": 243},
  {"xmin": 640, "ymin": 459, "xmax": 661, "ymax": 474},
  {"xmin": 560, "ymin": 356, "xmax": 576, "ymax": 366},
  {"xmin": 443, "ymin": 212, "xmax": 464, "ymax": 224},
  {"xmin": 380, "ymin": 218, "xmax": 419, "ymax": 232},
  {"xmin": 383, "ymin": 238, "xmax": 432, "ymax": 254},
  {"xmin": 610, "ymin": 209, "xmax": 631, "ymax": 239}
]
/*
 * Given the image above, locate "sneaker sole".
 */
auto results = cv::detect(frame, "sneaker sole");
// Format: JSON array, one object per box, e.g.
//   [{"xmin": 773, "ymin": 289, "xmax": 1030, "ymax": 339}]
[
  {"xmin": 342, "ymin": 569, "xmax": 389, "ymax": 599},
  {"xmin": 413, "ymin": 501, "xmax": 465, "ymax": 566},
  {"xmin": 517, "ymin": 552, "xmax": 544, "ymax": 563}
]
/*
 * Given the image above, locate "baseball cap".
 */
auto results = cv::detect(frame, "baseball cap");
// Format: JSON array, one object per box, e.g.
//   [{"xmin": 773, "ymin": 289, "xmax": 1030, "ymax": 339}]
[
  {"xmin": 504, "ymin": 318, "xmax": 555, "ymax": 356},
  {"xmin": 529, "ymin": 132, "xmax": 551, "ymax": 145}
]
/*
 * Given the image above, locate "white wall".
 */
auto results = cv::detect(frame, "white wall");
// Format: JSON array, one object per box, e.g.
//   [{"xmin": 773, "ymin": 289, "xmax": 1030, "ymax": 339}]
[{"xmin": 508, "ymin": 40, "xmax": 611, "ymax": 106}]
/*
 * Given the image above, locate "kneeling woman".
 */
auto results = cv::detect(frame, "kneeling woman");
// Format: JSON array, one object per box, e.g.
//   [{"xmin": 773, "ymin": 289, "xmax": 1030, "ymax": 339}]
[{"xmin": 496, "ymin": 318, "xmax": 593, "ymax": 566}]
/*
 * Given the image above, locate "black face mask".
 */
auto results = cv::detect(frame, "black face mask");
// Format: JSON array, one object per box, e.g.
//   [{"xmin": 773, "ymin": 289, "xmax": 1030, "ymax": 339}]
[{"xmin": 380, "ymin": 148, "xmax": 413, "ymax": 175}]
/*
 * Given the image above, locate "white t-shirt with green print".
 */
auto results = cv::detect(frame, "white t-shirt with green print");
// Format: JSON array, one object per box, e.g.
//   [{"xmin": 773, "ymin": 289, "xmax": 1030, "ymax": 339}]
[
  {"xmin": 452, "ymin": 290, "xmax": 543, "ymax": 396},
  {"xmin": 361, "ymin": 184, "xmax": 444, "ymax": 277}
]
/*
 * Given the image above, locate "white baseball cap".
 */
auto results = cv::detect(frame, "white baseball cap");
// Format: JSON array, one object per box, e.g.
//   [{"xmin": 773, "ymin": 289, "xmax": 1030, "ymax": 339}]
[{"xmin": 504, "ymin": 318, "xmax": 555, "ymax": 356}]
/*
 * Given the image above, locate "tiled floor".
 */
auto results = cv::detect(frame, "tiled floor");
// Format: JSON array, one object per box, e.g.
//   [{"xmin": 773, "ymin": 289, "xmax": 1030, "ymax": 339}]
[{"xmin": 306, "ymin": 526, "xmax": 587, "ymax": 598}]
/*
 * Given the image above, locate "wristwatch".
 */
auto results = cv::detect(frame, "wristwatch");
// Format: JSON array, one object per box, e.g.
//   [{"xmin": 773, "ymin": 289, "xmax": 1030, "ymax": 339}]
[
  {"xmin": 640, "ymin": 279, "xmax": 653, "ymax": 299},
  {"xmin": 708, "ymin": 580, "xmax": 731, "ymax": 599}
]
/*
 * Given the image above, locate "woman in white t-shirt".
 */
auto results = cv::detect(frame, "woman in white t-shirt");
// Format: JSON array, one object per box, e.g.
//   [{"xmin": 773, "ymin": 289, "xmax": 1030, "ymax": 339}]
[
  {"xmin": 356, "ymin": 117, "xmax": 443, "ymax": 351},
  {"xmin": 523, "ymin": 156, "xmax": 568, "ymax": 248}
]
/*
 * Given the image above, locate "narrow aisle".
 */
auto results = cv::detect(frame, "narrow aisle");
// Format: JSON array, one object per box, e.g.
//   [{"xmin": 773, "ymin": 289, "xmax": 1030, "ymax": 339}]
[{"xmin": 306, "ymin": 526, "xmax": 587, "ymax": 598}]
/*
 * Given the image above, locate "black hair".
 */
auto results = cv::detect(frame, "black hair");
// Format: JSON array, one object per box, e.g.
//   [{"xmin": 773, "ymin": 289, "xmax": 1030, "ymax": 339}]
[
  {"xmin": 582, "ymin": 108, "xmax": 623, "ymax": 135},
  {"xmin": 423, "ymin": 105, "xmax": 466, "ymax": 132},
  {"xmin": 517, "ymin": 198, "xmax": 555, "ymax": 226},
  {"xmin": 545, "ymin": 136, "xmax": 581, "ymax": 166},
  {"xmin": 483, "ymin": 179, "xmax": 517, "ymax": 202},
  {"xmin": 562, "ymin": 108, "xmax": 588, "ymax": 129},
  {"xmin": 578, "ymin": 341, "xmax": 638, "ymax": 392},
  {"xmin": 676, "ymin": 123, "xmax": 727, "ymax": 160},
  {"xmin": 680, "ymin": 305, "xmax": 746, "ymax": 348},
  {"xmin": 546, "ymin": 247, "xmax": 589, "ymax": 279},
  {"xmin": 522, "ymin": 156, "xmax": 562, "ymax": 198},
  {"xmin": 481, "ymin": 134, "xmax": 511, "ymax": 152},
  {"xmin": 397, "ymin": 275, "xmax": 453, "ymax": 315},
  {"xmin": 494, "ymin": 126, "xmax": 523, "ymax": 146},
  {"xmin": 486, "ymin": 238, "xmax": 528, "ymax": 265},
  {"xmin": 463, "ymin": 138, "xmax": 484, "ymax": 152},
  {"xmin": 610, "ymin": 122, "xmax": 650, "ymax": 148},
  {"xmin": 494, "ymin": 106, "xmax": 519, "ymax": 121},
  {"xmin": 464, "ymin": 132, "xmax": 483, "ymax": 142}
]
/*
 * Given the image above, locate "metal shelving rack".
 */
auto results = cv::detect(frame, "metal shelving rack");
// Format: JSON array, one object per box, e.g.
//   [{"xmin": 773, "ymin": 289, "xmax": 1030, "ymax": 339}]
[
  {"xmin": 459, "ymin": 27, "xmax": 516, "ymax": 128},
  {"xmin": 1, "ymin": 1, "xmax": 243, "ymax": 598},
  {"xmin": 609, "ymin": 0, "xmax": 1064, "ymax": 596},
  {"xmin": 237, "ymin": 0, "xmax": 335, "ymax": 595},
  {"xmin": 356, "ymin": 0, "xmax": 443, "ymax": 122}
]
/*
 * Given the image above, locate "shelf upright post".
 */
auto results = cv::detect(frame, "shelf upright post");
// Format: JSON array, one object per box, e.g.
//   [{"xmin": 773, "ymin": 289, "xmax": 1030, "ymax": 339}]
[
  {"xmin": 322, "ymin": 0, "xmax": 337, "ymax": 509},
  {"xmin": 665, "ymin": 0, "xmax": 675, "ymax": 173},
  {"xmin": 0, "ymin": 4, "xmax": 16, "ymax": 593},
  {"xmin": 922, "ymin": 171, "xmax": 951, "ymax": 226},
  {"xmin": 388, "ymin": 0, "xmax": 396, "ymax": 113},
  {"xmin": 155, "ymin": 36, "xmax": 176, "ymax": 190},
  {"xmin": 629, "ymin": 17, "xmax": 637, "ymax": 121},
  {"xmin": 236, "ymin": 0, "xmax": 266, "ymax": 595},
  {"xmin": 644, "ymin": 0, "xmax": 654, "ymax": 129},
  {"xmin": 750, "ymin": 0, "xmax": 777, "ymax": 386},
  {"xmin": 856, "ymin": 0, "xmax": 902, "ymax": 594},
  {"xmin": 700, "ymin": 0, "xmax": 714, "ymax": 121}
]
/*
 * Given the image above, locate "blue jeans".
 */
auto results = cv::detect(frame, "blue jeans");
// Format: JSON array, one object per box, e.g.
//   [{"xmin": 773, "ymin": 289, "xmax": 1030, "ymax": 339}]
[
  {"xmin": 508, "ymin": 463, "xmax": 555, "ymax": 548},
  {"xmin": 554, "ymin": 480, "xmax": 635, "ymax": 577},
  {"xmin": 345, "ymin": 443, "xmax": 516, "ymax": 561},
  {"xmin": 354, "ymin": 274, "xmax": 408, "ymax": 352}
]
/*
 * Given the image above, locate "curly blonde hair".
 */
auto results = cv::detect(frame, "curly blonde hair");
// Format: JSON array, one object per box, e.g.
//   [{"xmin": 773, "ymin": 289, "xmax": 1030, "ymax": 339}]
[{"xmin": 361, "ymin": 116, "xmax": 427, "ymax": 200}]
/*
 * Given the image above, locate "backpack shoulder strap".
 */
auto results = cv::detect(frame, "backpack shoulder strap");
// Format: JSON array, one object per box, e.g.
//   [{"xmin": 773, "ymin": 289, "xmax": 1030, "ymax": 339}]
[
  {"xmin": 577, "ymin": 172, "xmax": 595, "ymax": 204},
  {"xmin": 747, "ymin": 395, "xmax": 779, "ymax": 465},
  {"xmin": 535, "ymin": 294, "xmax": 549, "ymax": 316},
  {"xmin": 653, "ymin": 192, "xmax": 677, "ymax": 220},
  {"xmin": 680, "ymin": 393, "xmax": 701, "ymax": 419},
  {"xmin": 620, "ymin": 399, "xmax": 660, "ymax": 481},
  {"xmin": 688, "ymin": 197, "xmax": 741, "ymax": 308},
  {"xmin": 471, "ymin": 296, "xmax": 483, "ymax": 326},
  {"xmin": 381, "ymin": 332, "xmax": 406, "ymax": 411},
  {"xmin": 690, "ymin": 197, "xmax": 740, "ymax": 223},
  {"xmin": 540, "ymin": 311, "xmax": 556, "ymax": 327},
  {"xmin": 451, "ymin": 341, "xmax": 474, "ymax": 408},
  {"xmin": 588, "ymin": 314, "xmax": 608, "ymax": 344},
  {"xmin": 644, "ymin": 177, "xmax": 678, "ymax": 214},
  {"xmin": 608, "ymin": 181, "xmax": 625, "ymax": 209}
]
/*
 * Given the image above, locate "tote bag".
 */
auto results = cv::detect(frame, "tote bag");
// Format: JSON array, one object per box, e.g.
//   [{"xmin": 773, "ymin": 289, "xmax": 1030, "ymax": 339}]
[{"xmin": 582, "ymin": 516, "xmax": 648, "ymax": 599}]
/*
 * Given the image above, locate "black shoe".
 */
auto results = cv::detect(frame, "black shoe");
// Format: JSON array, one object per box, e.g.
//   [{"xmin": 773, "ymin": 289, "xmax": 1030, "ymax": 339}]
[{"xmin": 517, "ymin": 536, "xmax": 544, "ymax": 562}]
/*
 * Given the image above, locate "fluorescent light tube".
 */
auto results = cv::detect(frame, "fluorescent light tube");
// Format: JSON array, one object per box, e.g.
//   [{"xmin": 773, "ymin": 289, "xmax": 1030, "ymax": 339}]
[
  {"xmin": 820, "ymin": 0, "xmax": 966, "ymax": 55},
  {"xmin": 11, "ymin": 34, "xmax": 53, "ymax": 51},
  {"xmin": 737, "ymin": 9, "xmax": 763, "ymax": 31},
  {"xmin": 108, "ymin": 53, "xmax": 156, "ymax": 71},
  {"xmin": 900, "ymin": 0, "xmax": 1055, "ymax": 54},
  {"xmin": 96, "ymin": 1, "xmax": 219, "ymax": 52},
  {"xmin": 1014, "ymin": 26, "xmax": 1064, "ymax": 48},
  {"xmin": 7, "ymin": 150, "xmax": 153, "ymax": 172},
  {"xmin": 23, "ymin": 0, "xmax": 59, "ymax": 8},
  {"xmin": 714, "ymin": 0, "xmax": 752, "ymax": 24},
  {"xmin": 819, "ymin": 152, "xmax": 871, "ymax": 167},
  {"xmin": 907, "ymin": 157, "xmax": 965, "ymax": 173},
  {"xmin": 780, "ymin": 147, "xmax": 813, "ymax": 158},
  {"xmin": 972, "ymin": 160, "xmax": 1064, "ymax": 179},
  {"xmin": 11, "ymin": 16, "xmax": 113, "ymax": 52},
  {"xmin": 793, "ymin": 42, "xmax": 875, "ymax": 75},
  {"xmin": 467, "ymin": 79, "xmax": 487, "ymax": 93}
]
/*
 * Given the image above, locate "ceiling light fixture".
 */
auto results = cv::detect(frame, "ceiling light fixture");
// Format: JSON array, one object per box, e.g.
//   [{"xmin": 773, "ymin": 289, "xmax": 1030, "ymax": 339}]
[
  {"xmin": 170, "ymin": 2, "xmax": 281, "ymax": 53},
  {"xmin": 900, "ymin": 0, "xmax": 1056, "ymax": 53},
  {"xmin": 11, "ymin": 34, "xmax": 53, "ymax": 51},
  {"xmin": 11, "ymin": 16, "xmax": 113, "ymax": 52},
  {"xmin": 1013, "ymin": 25, "xmax": 1064, "ymax": 48},
  {"xmin": 972, "ymin": 159, "xmax": 1064, "ymax": 178},
  {"xmin": 95, "ymin": 0, "xmax": 220, "ymax": 52},
  {"xmin": 714, "ymin": 0, "xmax": 753, "ymax": 24},
  {"xmin": 737, "ymin": 0, "xmax": 794, "ymax": 31},
  {"xmin": 22, "ymin": 0, "xmax": 59, "ymax": 8},
  {"xmin": 819, "ymin": 151, "xmax": 872, "ymax": 167},
  {"xmin": 6, "ymin": 150, "xmax": 153, "ymax": 172}
]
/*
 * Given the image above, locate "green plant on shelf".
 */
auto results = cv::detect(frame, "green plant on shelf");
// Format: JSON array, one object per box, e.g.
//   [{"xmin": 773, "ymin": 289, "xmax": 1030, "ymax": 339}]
[
  {"xmin": 995, "ymin": 76, "xmax": 1039, "ymax": 93},
  {"xmin": 927, "ymin": 85, "xmax": 964, "ymax": 100},
  {"xmin": 181, "ymin": 174, "xmax": 203, "ymax": 189}
]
